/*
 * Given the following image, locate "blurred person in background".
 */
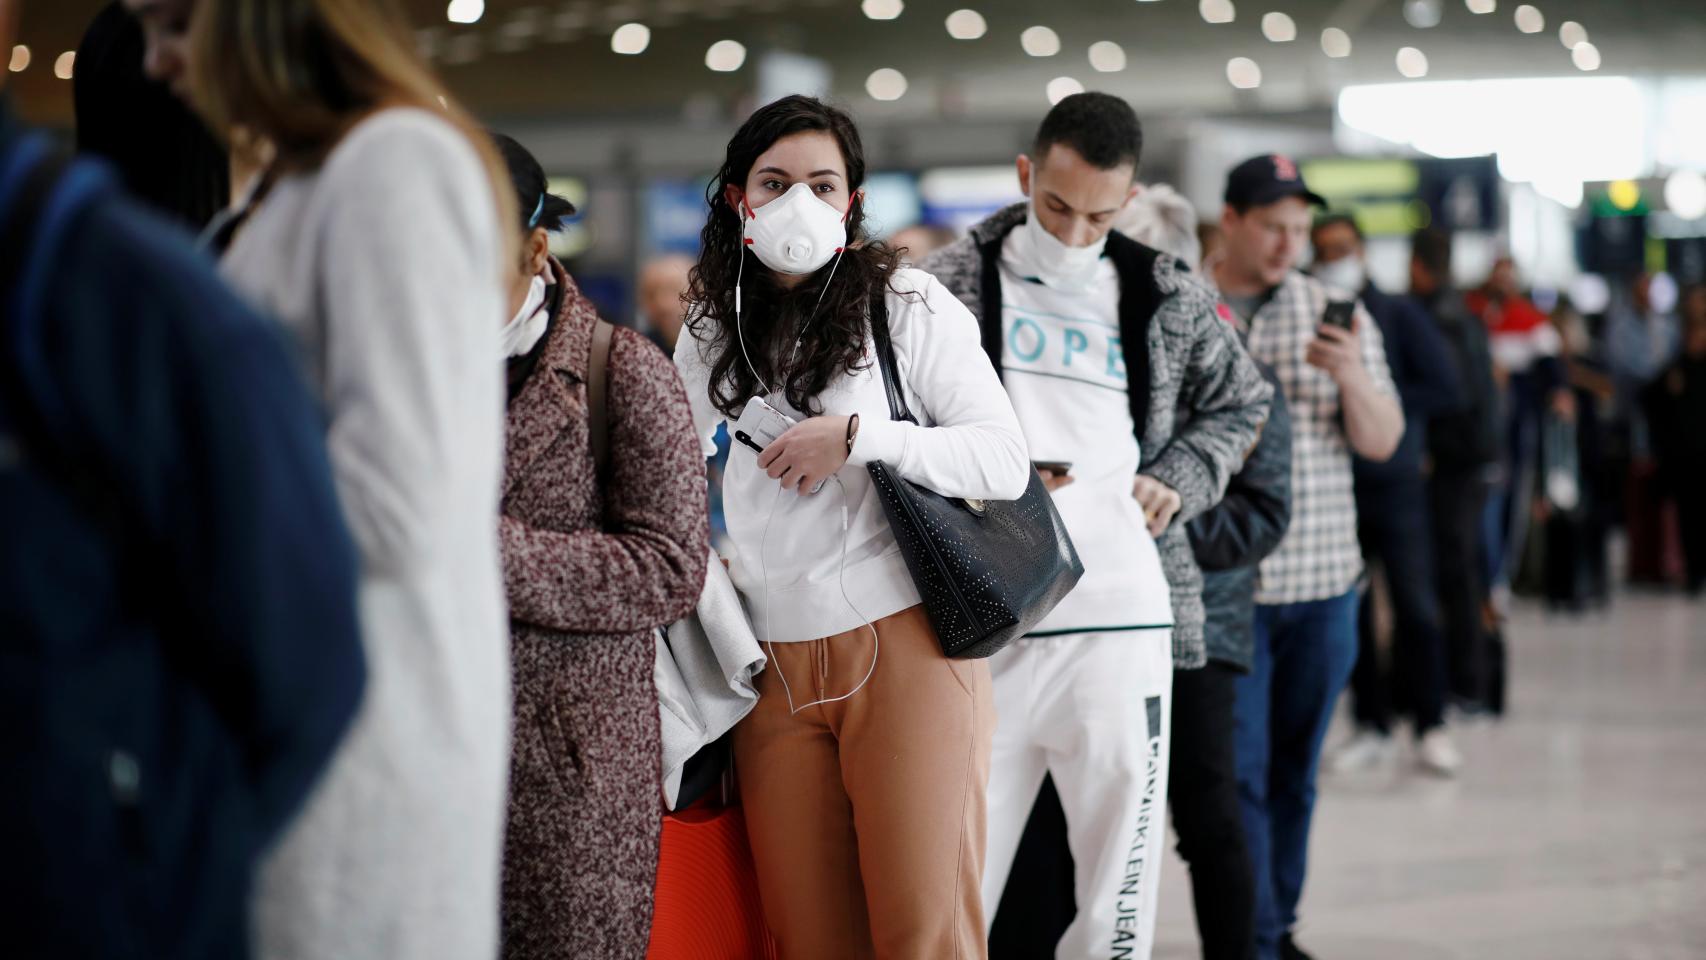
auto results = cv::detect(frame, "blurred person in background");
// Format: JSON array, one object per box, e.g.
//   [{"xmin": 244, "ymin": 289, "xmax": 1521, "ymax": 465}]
[
  {"xmin": 1311, "ymin": 213, "xmax": 1464, "ymax": 777},
  {"xmin": 0, "ymin": 0, "xmax": 364, "ymax": 951},
  {"xmin": 1467, "ymin": 255, "xmax": 1565, "ymax": 601},
  {"xmin": 1199, "ymin": 221, "xmax": 1227, "ymax": 276},
  {"xmin": 1642, "ymin": 285, "xmax": 1706, "ymax": 595},
  {"xmin": 891, "ymin": 222, "xmax": 958, "ymax": 265},
  {"xmin": 1529, "ymin": 302, "xmax": 1613, "ymax": 610},
  {"xmin": 1212, "ymin": 155, "xmax": 1403, "ymax": 960},
  {"xmin": 675, "ymin": 94, "xmax": 1031, "ymax": 960},
  {"xmin": 1409, "ymin": 229, "xmax": 1504, "ymax": 715},
  {"xmin": 1113, "ymin": 181, "xmax": 1203, "ymax": 270},
  {"xmin": 131, "ymin": 0, "xmax": 519, "ymax": 955},
  {"xmin": 74, "ymin": 2, "xmax": 229, "ymax": 228},
  {"xmin": 1606, "ymin": 273, "xmax": 1679, "ymax": 443},
  {"xmin": 639, "ymin": 253, "xmax": 695, "ymax": 353},
  {"xmin": 1179, "ymin": 362, "xmax": 1291, "ymax": 960},
  {"xmin": 1130, "ymin": 178, "xmax": 1291, "ymax": 960},
  {"xmin": 924, "ymin": 93, "xmax": 1272, "ymax": 960},
  {"xmin": 492, "ymin": 133, "xmax": 709, "ymax": 959}
]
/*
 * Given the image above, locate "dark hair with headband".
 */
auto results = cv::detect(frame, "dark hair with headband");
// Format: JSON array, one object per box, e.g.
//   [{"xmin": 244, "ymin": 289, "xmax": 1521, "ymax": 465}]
[{"xmin": 491, "ymin": 132, "xmax": 576, "ymax": 234}]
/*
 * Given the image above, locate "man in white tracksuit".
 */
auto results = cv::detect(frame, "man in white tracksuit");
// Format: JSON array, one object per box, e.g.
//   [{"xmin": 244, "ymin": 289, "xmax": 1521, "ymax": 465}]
[{"xmin": 923, "ymin": 94, "xmax": 1272, "ymax": 959}]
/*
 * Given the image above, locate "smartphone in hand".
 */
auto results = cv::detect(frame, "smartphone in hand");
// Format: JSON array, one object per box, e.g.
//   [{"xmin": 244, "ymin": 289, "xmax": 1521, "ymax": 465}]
[
  {"xmin": 1321, "ymin": 301, "xmax": 1355, "ymax": 332},
  {"xmin": 732, "ymin": 396, "xmax": 826, "ymax": 494}
]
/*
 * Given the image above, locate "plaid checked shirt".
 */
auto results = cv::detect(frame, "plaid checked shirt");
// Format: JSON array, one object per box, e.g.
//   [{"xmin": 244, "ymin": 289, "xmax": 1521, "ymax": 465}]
[{"xmin": 1239, "ymin": 271, "xmax": 1397, "ymax": 605}]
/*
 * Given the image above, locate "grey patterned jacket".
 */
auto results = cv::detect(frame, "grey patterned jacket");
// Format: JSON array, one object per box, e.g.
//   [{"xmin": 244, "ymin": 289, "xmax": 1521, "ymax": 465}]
[{"xmin": 920, "ymin": 202, "xmax": 1273, "ymax": 668}]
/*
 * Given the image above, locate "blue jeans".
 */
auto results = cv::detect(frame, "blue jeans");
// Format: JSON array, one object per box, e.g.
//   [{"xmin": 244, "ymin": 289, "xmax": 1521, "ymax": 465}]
[{"xmin": 1232, "ymin": 591, "xmax": 1360, "ymax": 960}]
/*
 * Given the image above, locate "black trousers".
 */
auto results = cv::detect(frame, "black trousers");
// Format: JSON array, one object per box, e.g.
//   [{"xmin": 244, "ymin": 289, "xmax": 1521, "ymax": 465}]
[
  {"xmin": 1430, "ymin": 464, "xmax": 1491, "ymax": 707},
  {"xmin": 1353, "ymin": 481, "xmax": 1448, "ymax": 735},
  {"xmin": 1677, "ymin": 466, "xmax": 1706, "ymax": 592},
  {"xmin": 989, "ymin": 664, "xmax": 1255, "ymax": 960}
]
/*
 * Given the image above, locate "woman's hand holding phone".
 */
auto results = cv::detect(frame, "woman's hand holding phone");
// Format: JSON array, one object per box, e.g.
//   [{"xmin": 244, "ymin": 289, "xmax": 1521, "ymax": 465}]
[{"xmin": 760, "ymin": 415, "xmax": 852, "ymax": 494}]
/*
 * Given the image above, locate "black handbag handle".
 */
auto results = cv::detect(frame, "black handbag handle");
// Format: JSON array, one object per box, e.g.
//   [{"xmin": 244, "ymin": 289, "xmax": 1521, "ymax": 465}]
[{"xmin": 867, "ymin": 283, "xmax": 919, "ymax": 426}]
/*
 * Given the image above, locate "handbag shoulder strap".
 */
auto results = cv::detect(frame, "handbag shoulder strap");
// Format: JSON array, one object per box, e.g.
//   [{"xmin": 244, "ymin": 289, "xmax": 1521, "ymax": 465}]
[
  {"xmin": 587, "ymin": 318, "xmax": 617, "ymax": 481},
  {"xmin": 867, "ymin": 280, "xmax": 919, "ymax": 426}
]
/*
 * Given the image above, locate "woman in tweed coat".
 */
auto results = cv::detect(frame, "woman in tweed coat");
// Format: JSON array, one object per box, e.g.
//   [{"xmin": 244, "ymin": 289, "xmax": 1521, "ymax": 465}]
[{"xmin": 493, "ymin": 135, "xmax": 709, "ymax": 959}]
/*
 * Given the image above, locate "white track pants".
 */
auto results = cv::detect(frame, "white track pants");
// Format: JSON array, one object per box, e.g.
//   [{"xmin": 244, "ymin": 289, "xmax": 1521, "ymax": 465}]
[{"xmin": 984, "ymin": 629, "xmax": 1174, "ymax": 960}]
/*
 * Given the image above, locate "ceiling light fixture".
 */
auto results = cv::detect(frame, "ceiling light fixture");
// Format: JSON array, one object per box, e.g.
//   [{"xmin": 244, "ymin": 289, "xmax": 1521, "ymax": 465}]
[
  {"xmin": 446, "ymin": 0, "xmax": 484, "ymax": 25},
  {"xmin": 1046, "ymin": 76, "xmax": 1085, "ymax": 104},
  {"xmin": 1201, "ymin": 0, "xmax": 1236, "ymax": 25},
  {"xmin": 53, "ymin": 50, "xmax": 75, "ymax": 80},
  {"xmin": 1571, "ymin": 41, "xmax": 1601, "ymax": 71},
  {"xmin": 1321, "ymin": 27, "xmax": 1352, "ymax": 58},
  {"xmin": 1396, "ymin": 46, "xmax": 1429, "ymax": 78},
  {"xmin": 1262, "ymin": 12, "xmax": 1296, "ymax": 42},
  {"xmin": 1465, "ymin": 0, "xmax": 1496, "ymax": 12},
  {"xmin": 862, "ymin": 0, "xmax": 904, "ymax": 20},
  {"xmin": 1021, "ymin": 26, "xmax": 1061, "ymax": 57},
  {"xmin": 866, "ymin": 67, "xmax": 908, "ymax": 101},
  {"xmin": 610, "ymin": 23, "xmax": 650, "ymax": 54},
  {"xmin": 1514, "ymin": 4, "xmax": 1544, "ymax": 33},
  {"xmin": 1089, "ymin": 40, "xmax": 1127, "ymax": 72},
  {"xmin": 945, "ymin": 9, "xmax": 987, "ymax": 40},
  {"xmin": 1558, "ymin": 21, "xmax": 1587, "ymax": 49},
  {"xmin": 1227, "ymin": 56, "xmax": 1261, "ymax": 89},
  {"xmin": 8, "ymin": 44, "xmax": 29, "ymax": 73},
  {"xmin": 1665, "ymin": 170, "xmax": 1706, "ymax": 221},
  {"xmin": 705, "ymin": 39, "xmax": 747, "ymax": 71},
  {"xmin": 1403, "ymin": 0, "xmax": 1443, "ymax": 28}
]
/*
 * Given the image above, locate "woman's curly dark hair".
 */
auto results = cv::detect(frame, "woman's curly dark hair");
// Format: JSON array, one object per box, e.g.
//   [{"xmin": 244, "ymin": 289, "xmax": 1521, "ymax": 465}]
[{"xmin": 685, "ymin": 95, "xmax": 911, "ymax": 418}]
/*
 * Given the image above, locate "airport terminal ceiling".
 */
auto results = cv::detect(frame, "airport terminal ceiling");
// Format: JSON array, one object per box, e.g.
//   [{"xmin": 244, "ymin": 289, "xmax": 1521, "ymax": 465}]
[{"xmin": 10, "ymin": 0, "xmax": 1706, "ymax": 128}]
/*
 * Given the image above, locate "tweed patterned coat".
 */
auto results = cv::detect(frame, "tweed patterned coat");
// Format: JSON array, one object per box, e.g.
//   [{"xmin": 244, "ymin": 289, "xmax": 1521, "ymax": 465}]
[{"xmin": 499, "ymin": 259, "xmax": 710, "ymax": 960}]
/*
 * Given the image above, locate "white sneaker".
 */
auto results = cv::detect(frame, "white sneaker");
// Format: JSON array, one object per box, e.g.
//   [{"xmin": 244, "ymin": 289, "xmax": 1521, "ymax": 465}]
[
  {"xmin": 1327, "ymin": 730, "xmax": 1394, "ymax": 774},
  {"xmin": 1416, "ymin": 728, "xmax": 1463, "ymax": 777}
]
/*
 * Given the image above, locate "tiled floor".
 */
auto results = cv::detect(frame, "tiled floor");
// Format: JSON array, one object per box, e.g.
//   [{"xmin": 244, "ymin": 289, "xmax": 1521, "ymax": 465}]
[{"xmin": 1152, "ymin": 591, "xmax": 1706, "ymax": 960}]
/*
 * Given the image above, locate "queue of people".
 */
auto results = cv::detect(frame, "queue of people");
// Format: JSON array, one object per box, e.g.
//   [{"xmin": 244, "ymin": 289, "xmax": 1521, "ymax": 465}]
[{"xmin": 4, "ymin": 1, "xmax": 1680, "ymax": 959}]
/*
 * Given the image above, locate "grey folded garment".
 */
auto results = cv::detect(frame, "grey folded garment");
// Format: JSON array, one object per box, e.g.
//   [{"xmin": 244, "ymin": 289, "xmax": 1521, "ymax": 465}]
[{"xmin": 655, "ymin": 549, "xmax": 766, "ymax": 809}]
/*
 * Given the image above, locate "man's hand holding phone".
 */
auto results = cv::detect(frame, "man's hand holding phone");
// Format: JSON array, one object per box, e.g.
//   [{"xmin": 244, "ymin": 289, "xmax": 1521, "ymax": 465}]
[{"xmin": 1308, "ymin": 303, "xmax": 1368, "ymax": 387}]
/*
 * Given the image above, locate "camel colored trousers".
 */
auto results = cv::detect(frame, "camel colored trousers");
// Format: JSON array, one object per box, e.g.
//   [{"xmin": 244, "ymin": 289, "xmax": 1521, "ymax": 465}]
[{"xmin": 733, "ymin": 604, "xmax": 995, "ymax": 960}]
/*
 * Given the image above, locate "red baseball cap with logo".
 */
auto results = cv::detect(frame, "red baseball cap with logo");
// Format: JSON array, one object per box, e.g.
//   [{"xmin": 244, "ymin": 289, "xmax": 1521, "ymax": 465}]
[{"xmin": 1224, "ymin": 154, "xmax": 1327, "ymax": 210}]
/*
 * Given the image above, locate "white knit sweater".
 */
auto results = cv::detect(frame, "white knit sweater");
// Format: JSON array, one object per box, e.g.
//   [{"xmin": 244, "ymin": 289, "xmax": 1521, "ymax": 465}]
[{"xmin": 220, "ymin": 108, "xmax": 511, "ymax": 960}]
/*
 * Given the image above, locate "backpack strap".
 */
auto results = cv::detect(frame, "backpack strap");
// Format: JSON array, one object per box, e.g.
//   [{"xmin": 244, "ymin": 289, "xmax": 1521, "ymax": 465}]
[{"xmin": 586, "ymin": 318, "xmax": 617, "ymax": 482}]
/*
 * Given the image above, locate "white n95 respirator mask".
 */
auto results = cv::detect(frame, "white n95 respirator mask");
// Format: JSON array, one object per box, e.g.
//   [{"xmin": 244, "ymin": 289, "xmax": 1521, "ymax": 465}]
[{"xmin": 742, "ymin": 182, "xmax": 850, "ymax": 276}]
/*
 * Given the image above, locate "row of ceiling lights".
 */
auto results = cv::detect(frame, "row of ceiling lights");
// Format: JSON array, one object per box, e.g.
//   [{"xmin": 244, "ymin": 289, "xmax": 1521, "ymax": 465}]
[
  {"xmin": 1210, "ymin": 0, "xmax": 1602, "ymax": 90},
  {"xmin": 8, "ymin": 45, "xmax": 78, "ymax": 80},
  {"xmin": 436, "ymin": 0, "xmax": 1608, "ymax": 102}
]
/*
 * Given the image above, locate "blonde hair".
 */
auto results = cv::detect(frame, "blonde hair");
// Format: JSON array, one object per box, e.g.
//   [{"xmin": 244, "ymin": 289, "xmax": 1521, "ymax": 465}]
[
  {"xmin": 1114, "ymin": 183, "xmax": 1203, "ymax": 270},
  {"xmin": 187, "ymin": 0, "xmax": 514, "ymax": 256}
]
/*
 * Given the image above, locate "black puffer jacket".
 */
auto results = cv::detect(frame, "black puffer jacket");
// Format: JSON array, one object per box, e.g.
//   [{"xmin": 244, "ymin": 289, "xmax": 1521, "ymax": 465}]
[{"xmin": 1187, "ymin": 364, "xmax": 1292, "ymax": 671}]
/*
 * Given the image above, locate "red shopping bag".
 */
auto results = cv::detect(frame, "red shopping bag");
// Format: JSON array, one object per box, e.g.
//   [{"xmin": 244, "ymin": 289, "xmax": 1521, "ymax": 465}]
[{"xmin": 646, "ymin": 798, "xmax": 778, "ymax": 960}]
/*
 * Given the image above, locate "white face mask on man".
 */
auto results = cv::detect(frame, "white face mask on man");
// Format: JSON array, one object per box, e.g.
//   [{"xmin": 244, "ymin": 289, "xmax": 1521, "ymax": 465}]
[
  {"xmin": 1010, "ymin": 197, "xmax": 1109, "ymax": 292},
  {"xmin": 742, "ymin": 182, "xmax": 849, "ymax": 276},
  {"xmin": 1314, "ymin": 255, "xmax": 1367, "ymax": 296}
]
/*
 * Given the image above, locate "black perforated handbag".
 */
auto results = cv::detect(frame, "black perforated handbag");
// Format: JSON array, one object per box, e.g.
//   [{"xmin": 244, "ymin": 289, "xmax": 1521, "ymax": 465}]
[{"xmin": 863, "ymin": 292, "xmax": 1084, "ymax": 659}]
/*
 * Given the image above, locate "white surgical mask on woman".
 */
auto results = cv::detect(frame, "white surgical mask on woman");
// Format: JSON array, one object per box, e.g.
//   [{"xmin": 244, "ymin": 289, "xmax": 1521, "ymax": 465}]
[
  {"xmin": 1009, "ymin": 197, "xmax": 1108, "ymax": 292},
  {"xmin": 742, "ymin": 182, "xmax": 848, "ymax": 276},
  {"xmin": 501, "ymin": 270, "xmax": 550, "ymax": 358}
]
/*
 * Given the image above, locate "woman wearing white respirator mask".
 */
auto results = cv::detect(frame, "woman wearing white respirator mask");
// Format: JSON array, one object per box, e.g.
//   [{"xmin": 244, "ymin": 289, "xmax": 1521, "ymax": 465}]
[{"xmin": 674, "ymin": 95, "xmax": 1031, "ymax": 959}]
